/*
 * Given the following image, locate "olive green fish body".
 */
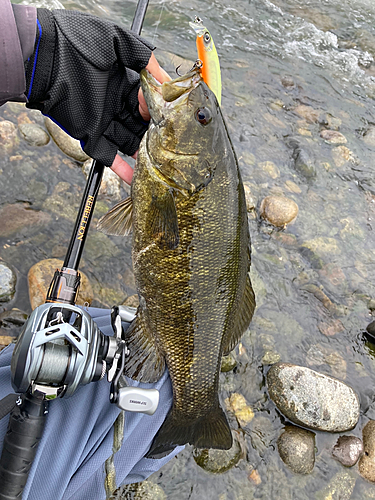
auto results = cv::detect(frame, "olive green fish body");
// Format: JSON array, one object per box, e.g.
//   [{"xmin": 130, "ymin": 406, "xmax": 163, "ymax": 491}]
[{"xmin": 98, "ymin": 68, "xmax": 255, "ymax": 455}]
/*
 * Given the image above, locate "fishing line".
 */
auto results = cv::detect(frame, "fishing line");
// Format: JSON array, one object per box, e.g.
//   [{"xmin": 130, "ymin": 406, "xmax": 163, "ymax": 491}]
[{"xmin": 152, "ymin": 0, "xmax": 166, "ymax": 45}]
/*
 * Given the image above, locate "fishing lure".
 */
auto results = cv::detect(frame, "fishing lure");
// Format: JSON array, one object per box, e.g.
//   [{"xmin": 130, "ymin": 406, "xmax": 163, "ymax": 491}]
[{"xmin": 189, "ymin": 16, "xmax": 222, "ymax": 106}]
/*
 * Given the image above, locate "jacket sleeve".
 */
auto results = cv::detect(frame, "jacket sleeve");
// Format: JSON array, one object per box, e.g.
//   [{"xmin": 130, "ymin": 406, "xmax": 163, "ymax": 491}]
[{"xmin": 0, "ymin": 0, "xmax": 36, "ymax": 106}]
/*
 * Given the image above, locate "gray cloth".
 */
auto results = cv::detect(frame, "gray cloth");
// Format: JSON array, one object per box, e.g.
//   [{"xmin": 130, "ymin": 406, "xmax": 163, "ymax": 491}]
[
  {"xmin": 0, "ymin": 307, "xmax": 183, "ymax": 500},
  {"xmin": 0, "ymin": 0, "xmax": 36, "ymax": 106}
]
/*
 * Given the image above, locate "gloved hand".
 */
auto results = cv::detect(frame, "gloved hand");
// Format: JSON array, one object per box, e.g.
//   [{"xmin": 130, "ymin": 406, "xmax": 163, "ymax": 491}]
[{"xmin": 25, "ymin": 8, "xmax": 161, "ymax": 171}]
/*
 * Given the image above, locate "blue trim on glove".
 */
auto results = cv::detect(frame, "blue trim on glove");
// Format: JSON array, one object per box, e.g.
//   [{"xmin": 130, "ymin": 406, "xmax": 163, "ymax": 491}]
[{"xmin": 27, "ymin": 19, "xmax": 42, "ymax": 100}]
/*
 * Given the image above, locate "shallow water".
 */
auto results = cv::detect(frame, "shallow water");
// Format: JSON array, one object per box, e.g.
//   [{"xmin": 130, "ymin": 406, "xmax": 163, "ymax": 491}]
[{"xmin": 2, "ymin": 0, "xmax": 375, "ymax": 498}]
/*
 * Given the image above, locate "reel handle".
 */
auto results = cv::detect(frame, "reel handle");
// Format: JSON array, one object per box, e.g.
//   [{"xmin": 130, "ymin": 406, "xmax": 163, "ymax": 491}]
[{"xmin": 0, "ymin": 392, "xmax": 48, "ymax": 500}]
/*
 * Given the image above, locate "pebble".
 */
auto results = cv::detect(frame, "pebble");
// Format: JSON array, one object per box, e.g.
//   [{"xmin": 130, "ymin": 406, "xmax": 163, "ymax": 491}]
[
  {"xmin": 0, "ymin": 120, "xmax": 19, "ymax": 154},
  {"xmin": 0, "ymin": 203, "xmax": 50, "ymax": 238},
  {"xmin": 332, "ymin": 435, "xmax": 363, "ymax": 467},
  {"xmin": 320, "ymin": 129, "xmax": 347, "ymax": 144},
  {"xmin": 277, "ymin": 425, "xmax": 315, "ymax": 474},
  {"xmin": 18, "ymin": 123, "xmax": 50, "ymax": 146},
  {"xmin": 291, "ymin": 144, "xmax": 316, "ymax": 179},
  {"xmin": 45, "ymin": 117, "xmax": 90, "ymax": 162},
  {"xmin": 367, "ymin": 320, "xmax": 375, "ymax": 336},
  {"xmin": 284, "ymin": 180, "xmax": 302, "ymax": 194},
  {"xmin": 193, "ymin": 431, "xmax": 243, "ymax": 473},
  {"xmin": 359, "ymin": 420, "xmax": 375, "ymax": 482},
  {"xmin": 332, "ymin": 145, "xmax": 358, "ymax": 167},
  {"xmin": 225, "ymin": 393, "xmax": 254, "ymax": 427},
  {"xmin": 28, "ymin": 258, "xmax": 93, "ymax": 309},
  {"xmin": 267, "ymin": 363, "xmax": 360, "ymax": 432},
  {"xmin": 0, "ymin": 308, "xmax": 28, "ymax": 332},
  {"xmin": 113, "ymin": 480, "xmax": 166, "ymax": 500},
  {"xmin": 302, "ymin": 237, "xmax": 341, "ymax": 256},
  {"xmin": 258, "ymin": 161, "xmax": 280, "ymax": 179},
  {"xmin": 243, "ymin": 183, "xmax": 256, "ymax": 211},
  {"xmin": 315, "ymin": 471, "xmax": 356, "ymax": 500},
  {"xmin": 293, "ymin": 105, "xmax": 321, "ymax": 123},
  {"xmin": 259, "ymin": 195, "xmax": 298, "ymax": 227},
  {"xmin": 83, "ymin": 159, "xmax": 121, "ymax": 200},
  {"xmin": 221, "ymin": 353, "xmax": 237, "ymax": 372},
  {"xmin": 363, "ymin": 126, "xmax": 375, "ymax": 147},
  {"xmin": 0, "ymin": 263, "xmax": 16, "ymax": 302}
]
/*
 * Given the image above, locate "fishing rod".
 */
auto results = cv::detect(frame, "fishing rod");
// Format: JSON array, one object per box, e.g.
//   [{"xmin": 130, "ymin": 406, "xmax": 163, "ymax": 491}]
[{"xmin": 0, "ymin": 1, "xmax": 157, "ymax": 498}]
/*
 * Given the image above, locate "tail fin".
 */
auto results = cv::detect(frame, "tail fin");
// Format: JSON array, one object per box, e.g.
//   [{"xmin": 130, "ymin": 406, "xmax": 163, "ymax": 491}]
[{"xmin": 145, "ymin": 403, "xmax": 232, "ymax": 459}]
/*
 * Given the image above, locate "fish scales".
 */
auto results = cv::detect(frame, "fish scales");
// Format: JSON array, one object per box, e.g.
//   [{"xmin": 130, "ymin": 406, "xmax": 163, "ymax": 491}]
[{"xmin": 98, "ymin": 66, "xmax": 255, "ymax": 456}]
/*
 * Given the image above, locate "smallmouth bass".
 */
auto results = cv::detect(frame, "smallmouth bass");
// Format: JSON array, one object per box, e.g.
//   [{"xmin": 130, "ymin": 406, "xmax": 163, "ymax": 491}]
[{"xmin": 98, "ymin": 64, "xmax": 255, "ymax": 457}]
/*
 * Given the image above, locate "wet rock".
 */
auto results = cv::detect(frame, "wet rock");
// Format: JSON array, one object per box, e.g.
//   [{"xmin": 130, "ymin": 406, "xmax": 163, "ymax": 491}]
[
  {"xmin": 293, "ymin": 105, "xmax": 321, "ymax": 123},
  {"xmin": 225, "ymin": 393, "xmax": 254, "ymax": 427},
  {"xmin": 221, "ymin": 353, "xmax": 237, "ymax": 372},
  {"xmin": 359, "ymin": 420, "xmax": 375, "ymax": 482},
  {"xmin": 0, "ymin": 120, "xmax": 19, "ymax": 154},
  {"xmin": 281, "ymin": 76, "xmax": 295, "ymax": 88},
  {"xmin": 83, "ymin": 159, "xmax": 121, "ymax": 200},
  {"xmin": 45, "ymin": 117, "xmax": 90, "ymax": 162},
  {"xmin": 267, "ymin": 363, "xmax": 360, "ymax": 432},
  {"xmin": 320, "ymin": 129, "xmax": 347, "ymax": 145},
  {"xmin": 42, "ymin": 183, "xmax": 80, "ymax": 221},
  {"xmin": 332, "ymin": 146, "xmax": 358, "ymax": 167},
  {"xmin": 0, "ymin": 336, "xmax": 15, "ymax": 351},
  {"xmin": 0, "ymin": 263, "xmax": 16, "ymax": 302},
  {"xmin": 18, "ymin": 123, "xmax": 50, "ymax": 146},
  {"xmin": 243, "ymin": 183, "xmax": 256, "ymax": 211},
  {"xmin": 332, "ymin": 435, "xmax": 363, "ymax": 467},
  {"xmin": 258, "ymin": 161, "xmax": 280, "ymax": 179},
  {"xmin": 28, "ymin": 258, "xmax": 93, "ymax": 309},
  {"xmin": 363, "ymin": 126, "xmax": 375, "ymax": 147},
  {"xmin": 302, "ymin": 237, "xmax": 341, "ymax": 256},
  {"xmin": 291, "ymin": 145, "xmax": 316, "ymax": 179},
  {"xmin": 326, "ymin": 114, "xmax": 342, "ymax": 130},
  {"xmin": 122, "ymin": 294, "xmax": 139, "ymax": 308},
  {"xmin": 315, "ymin": 471, "xmax": 356, "ymax": 500},
  {"xmin": 193, "ymin": 431, "xmax": 243, "ymax": 473},
  {"xmin": 259, "ymin": 195, "xmax": 298, "ymax": 227},
  {"xmin": 0, "ymin": 308, "xmax": 28, "ymax": 336},
  {"xmin": 0, "ymin": 203, "xmax": 50, "ymax": 238},
  {"xmin": 250, "ymin": 416, "xmax": 276, "ymax": 457},
  {"xmin": 277, "ymin": 426, "xmax": 315, "ymax": 474},
  {"xmin": 367, "ymin": 321, "xmax": 375, "ymax": 336},
  {"xmin": 318, "ymin": 319, "xmax": 345, "ymax": 337},
  {"xmin": 306, "ymin": 344, "xmax": 347, "ymax": 380},
  {"xmin": 113, "ymin": 480, "xmax": 166, "ymax": 500},
  {"xmin": 284, "ymin": 180, "xmax": 302, "ymax": 194}
]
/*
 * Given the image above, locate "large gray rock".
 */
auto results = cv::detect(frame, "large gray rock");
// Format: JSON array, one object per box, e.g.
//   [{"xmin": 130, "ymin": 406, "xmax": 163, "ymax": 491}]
[
  {"xmin": 0, "ymin": 263, "xmax": 16, "ymax": 302},
  {"xmin": 267, "ymin": 363, "xmax": 360, "ymax": 432},
  {"xmin": 277, "ymin": 425, "xmax": 315, "ymax": 474}
]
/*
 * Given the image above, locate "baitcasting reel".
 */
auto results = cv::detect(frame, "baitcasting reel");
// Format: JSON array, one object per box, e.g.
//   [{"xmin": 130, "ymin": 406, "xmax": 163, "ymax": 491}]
[{"xmin": 10, "ymin": 302, "xmax": 159, "ymax": 415}]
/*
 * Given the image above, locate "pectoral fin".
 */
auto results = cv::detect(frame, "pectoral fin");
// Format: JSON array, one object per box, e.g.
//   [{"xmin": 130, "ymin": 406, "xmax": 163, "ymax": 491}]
[
  {"xmin": 149, "ymin": 190, "xmax": 179, "ymax": 250},
  {"xmin": 97, "ymin": 197, "xmax": 133, "ymax": 236}
]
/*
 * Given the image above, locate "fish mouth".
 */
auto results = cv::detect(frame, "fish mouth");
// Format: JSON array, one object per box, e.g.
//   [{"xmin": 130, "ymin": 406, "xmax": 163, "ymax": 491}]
[
  {"xmin": 189, "ymin": 16, "xmax": 206, "ymax": 37},
  {"xmin": 140, "ymin": 65, "xmax": 202, "ymax": 123}
]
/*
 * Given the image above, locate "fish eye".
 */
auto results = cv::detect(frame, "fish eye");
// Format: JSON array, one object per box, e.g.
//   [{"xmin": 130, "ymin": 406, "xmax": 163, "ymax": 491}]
[
  {"xmin": 204, "ymin": 32, "xmax": 211, "ymax": 44},
  {"xmin": 195, "ymin": 107, "xmax": 212, "ymax": 125}
]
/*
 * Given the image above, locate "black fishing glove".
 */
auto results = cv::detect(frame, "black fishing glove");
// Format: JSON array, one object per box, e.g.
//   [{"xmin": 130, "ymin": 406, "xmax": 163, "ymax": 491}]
[{"xmin": 25, "ymin": 9, "xmax": 155, "ymax": 165}]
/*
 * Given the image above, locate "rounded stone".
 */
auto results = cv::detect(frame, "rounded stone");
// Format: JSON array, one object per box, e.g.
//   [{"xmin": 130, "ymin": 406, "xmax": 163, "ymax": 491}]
[
  {"xmin": 221, "ymin": 353, "xmax": 237, "ymax": 372},
  {"xmin": 0, "ymin": 308, "xmax": 28, "ymax": 329},
  {"xmin": 0, "ymin": 263, "xmax": 16, "ymax": 302},
  {"xmin": 28, "ymin": 258, "xmax": 93, "ymax": 310},
  {"xmin": 0, "ymin": 120, "xmax": 19, "ymax": 154},
  {"xmin": 193, "ymin": 432, "xmax": 242, "ymax": 473},
  {"xmin": 18, "ymin": 123, "xmax": 50, "ymax": 146},
  {"xmin": 332, "ymin": 435, "xmax": 363, "ymax": 467},
  {"xmin": 277, "ymin": 425, "xmax": 315, "ymax": 474},
  {"xmin": 0, "ymin": 203, "xmax": 50, "ymax": 238},
  {"xmin": 225, "ymin": 393, "xmax": 254, "ymax": 427},
  {"xmin": 114, "ymin": 480, "xmax": 166, "ymax": 500},
  {"xmin": 359, "ymin": 420, "xmax": 375, "ymax": 482},
  {"xmin": 320, "ymin": 129, "xmax": 347, "ymax": 145},
  {"xmin": 266, "ymin": 363, "xmax": 360, "ymax": 432},
  {"xmin": 259, "ymin": 195, "xmax": 298, "ymax": 227},
  {"xmin": 45, "ymin": 117, "xmax": 90, "ymax": 162}
]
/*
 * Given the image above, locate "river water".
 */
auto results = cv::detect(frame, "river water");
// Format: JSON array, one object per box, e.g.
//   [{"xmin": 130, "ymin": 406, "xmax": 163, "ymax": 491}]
[{"xmin": 2, "ymin": 0, "xmax": 375, "ymax": 498}]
